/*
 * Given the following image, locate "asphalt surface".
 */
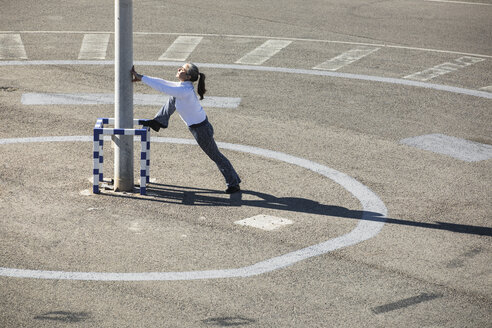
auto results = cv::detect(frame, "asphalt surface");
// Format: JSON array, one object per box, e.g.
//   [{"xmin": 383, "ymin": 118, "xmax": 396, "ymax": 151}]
[{"xmin": 0, "ymin": 0, "xmax": 491, "ymax": 327}]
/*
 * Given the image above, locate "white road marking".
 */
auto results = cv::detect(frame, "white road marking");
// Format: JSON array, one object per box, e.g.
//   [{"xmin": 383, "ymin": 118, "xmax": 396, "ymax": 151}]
[
  {"xmin": 425, "ymin": 0, "xmax": 492, "ymax": 5},
  {"xmin": 1, "ymin": 30, "xmax": 491, "ymax": 58},
  {"xmin": 400, "ymin": 134, "xmax": 492, "ymax": 162},
  {"xmin": 0, "ymin": 136, "xmax": 387, "ymax": 281},
  {"xmin": 0, "ymin": 34, "xmax": 27, "ymax": 60},
  {"xmin": 314, "ymin": 46, "xmax": 380, "ymax": 71},
  {"xmin": 3, "ymin": 60, "xmax": 490, "ymax": 100},
  {"xmin": 158, "ymin": 36, "xmax": 203, "ymax": 61},
  {"xmin": 404, "ymin": 56, "xmax": 485, "ymax": 81},
  {"xmin": 235, "ymin": 40, "xmax": 292, "ymax": 65},
  {"xmin": 235, "ymin": 215, "xmax": 294, "ymax": 231},
  {"xmin": 480, "ymin": 85, "xmax": 492, "ymax": 92},
  {"xmin": 21, "ymin": 93, "xmax": 241, "ymax": 108},
  {"xmin": 78, "ymin": 33, "xmax": 110, "ymax": 60}
]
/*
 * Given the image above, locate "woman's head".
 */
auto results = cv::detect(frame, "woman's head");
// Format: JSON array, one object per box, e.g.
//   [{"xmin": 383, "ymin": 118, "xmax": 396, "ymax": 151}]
[
  {"xmin": 177, "ymin": 63, "xmax": 206, "ymax": 100},
  {"xmin": 185, "ymin": 63, "xmax": 200, "ymax": 82}
]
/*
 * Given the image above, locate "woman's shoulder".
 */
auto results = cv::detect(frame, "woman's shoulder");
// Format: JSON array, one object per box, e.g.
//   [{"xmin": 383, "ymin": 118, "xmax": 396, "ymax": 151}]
[{"xmin": 180, "ymin": 81, "xmax": 194, "ymax": 87}]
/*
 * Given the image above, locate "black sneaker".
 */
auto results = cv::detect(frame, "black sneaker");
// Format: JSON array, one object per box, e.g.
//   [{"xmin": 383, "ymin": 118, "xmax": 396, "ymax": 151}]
[
  {"xmin": 225, "ymin": 185, "xmax": 241, "ymax": 194},
  {"xmin": 142, "ymin": 119, "xmax": 162, "ymax": 132}
]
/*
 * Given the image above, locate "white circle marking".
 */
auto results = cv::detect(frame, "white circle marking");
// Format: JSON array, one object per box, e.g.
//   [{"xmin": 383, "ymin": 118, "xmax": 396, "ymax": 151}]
[
  {"xmin": 1, "ymin": 60, "xmax": 490, "ymax": 99},
  {"xmin": 0, "ymin": 136, "xmax": 387, "ymax": 281}
]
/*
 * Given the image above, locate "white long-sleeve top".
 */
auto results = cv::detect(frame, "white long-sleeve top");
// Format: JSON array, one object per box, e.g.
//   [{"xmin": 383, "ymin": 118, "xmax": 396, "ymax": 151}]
[{"xmin": 142, "ymin": 75, "xmax": 206, "ymax": 126}]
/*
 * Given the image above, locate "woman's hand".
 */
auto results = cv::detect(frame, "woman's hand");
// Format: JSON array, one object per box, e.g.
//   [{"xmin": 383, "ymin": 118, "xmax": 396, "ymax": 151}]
[{"xmin": 131, "ymin": 65, "xmax": 142, "ymax": 82}]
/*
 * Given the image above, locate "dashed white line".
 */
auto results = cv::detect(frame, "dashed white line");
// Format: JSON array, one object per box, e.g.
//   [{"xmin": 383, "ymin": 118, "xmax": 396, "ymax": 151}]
[
  {"xmin": 314, "ymin": 46, "xmax": 380, "ymax": 71},
  {"xmin": 78, "ymin": 33, "xmax": 110, "ymax": 60},
  {"xmin": 1, "ymin": 30, "xmax": 491, "ymax": 59},
  {"xmin": 0, "ymin": 34, "xmax": 27, "ymax": 60},
  {"xmin": 235, "ymin": 40, "xmax": 292, "ymax": 65},
  {"xmin": 404, "ymin": 56, "xmax": 485, "ymax": 81},
  {"xmin": 158, "ymin": 36, "xmax": 203, "ymax": 61}
]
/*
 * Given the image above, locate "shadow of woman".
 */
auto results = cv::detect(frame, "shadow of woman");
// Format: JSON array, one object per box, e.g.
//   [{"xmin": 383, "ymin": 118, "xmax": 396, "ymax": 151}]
[{"xmin": 103, "ymin": 183, "xmax": 491, "ymax": 237}]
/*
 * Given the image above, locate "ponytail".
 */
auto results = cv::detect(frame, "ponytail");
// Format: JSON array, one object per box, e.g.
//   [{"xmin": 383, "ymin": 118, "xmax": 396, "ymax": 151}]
[
  {"xmin": 186, "ymin": 63, "xmax": 206, "ymax": 100},
  {"xmin": 197, "ymin": 72, "xmax": 206, "ymax": 100}
]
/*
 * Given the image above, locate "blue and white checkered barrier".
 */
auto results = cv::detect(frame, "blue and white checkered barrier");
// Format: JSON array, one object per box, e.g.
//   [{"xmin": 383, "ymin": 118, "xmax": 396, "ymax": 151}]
[{"xmin": 93, "ymin": 118, "xmax": 150, "ymax": 195}]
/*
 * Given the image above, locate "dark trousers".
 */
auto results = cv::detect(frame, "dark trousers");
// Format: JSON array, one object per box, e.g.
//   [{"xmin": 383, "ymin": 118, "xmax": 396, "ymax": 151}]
[{"xmin": 154, "ymin": 97, "xmax": 241, "ymax": 187}]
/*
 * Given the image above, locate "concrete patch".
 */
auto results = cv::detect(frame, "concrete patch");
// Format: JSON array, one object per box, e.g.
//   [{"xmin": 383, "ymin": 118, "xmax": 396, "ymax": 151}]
[{"xmin": 235, "ymin": 215, "xmax": 293, "ymax": 231}]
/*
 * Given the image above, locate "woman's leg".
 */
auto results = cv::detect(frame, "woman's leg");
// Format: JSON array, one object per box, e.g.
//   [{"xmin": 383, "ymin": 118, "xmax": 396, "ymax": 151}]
[
  {"xmin": 153, "ymin": 96, "xmax": 176, "ymax": 128},
  {"xmin": 189, "ymin": 119, "xmax": 241, "ymax": 190}
]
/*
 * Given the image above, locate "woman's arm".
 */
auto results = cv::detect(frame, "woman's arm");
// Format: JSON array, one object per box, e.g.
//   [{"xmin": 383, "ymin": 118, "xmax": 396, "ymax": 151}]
[
  {"xmin": 141, "ymin": 76, "xmax": 186, "ymax": 97},
  {"xmin": 131, "ymin": 66, "xmax": 187, "ymax": 98}
]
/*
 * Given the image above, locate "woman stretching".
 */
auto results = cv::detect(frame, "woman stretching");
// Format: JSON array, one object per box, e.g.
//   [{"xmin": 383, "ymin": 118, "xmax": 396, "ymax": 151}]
[{"xmin": 131, "ymin": 64, "xmax": 241, "ymax": 194}]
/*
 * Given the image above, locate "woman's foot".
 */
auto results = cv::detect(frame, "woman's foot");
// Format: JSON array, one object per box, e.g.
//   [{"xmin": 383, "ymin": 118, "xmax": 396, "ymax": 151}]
[
  {"xmin": 142, "ymin": 119, "xmax": 162, "ymax": 132},
  {"xmin": 225, "ymin": 185, "xmax": 241, "ymax": 194}
]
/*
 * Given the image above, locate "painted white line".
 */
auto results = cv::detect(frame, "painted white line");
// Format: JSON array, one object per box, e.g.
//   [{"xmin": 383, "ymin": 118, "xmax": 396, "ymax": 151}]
[
  {"xmin": 1, "ymin": 30, "xmax": 491, "ymax": 58},
  {"xmin": 314, "ymin": 46, "xmax": 380, "ymax": 71},
  {"xmin": 21, "ymin": 93, "xmax": 241, "ymax": 108},
  {"xmin": 78, "ymin": 33, "xmax": 110, "ymax": 60},
  {"xmin": 235, "ymin": 40, "xmax": 292, "ymax": 65},
  {"xmin": 0, "ymin": 136, "xmax": 387, "ymax": 281},
  {"xmin": 235, "ymin": 215, "xmax": 293, "ymax": 231},
  {"xmin": 400, "ymin": 134, "xmax": 492, "ymax": 162},
  {"xmin": 425, "ymin": 0, "xmax": 492, "ymax": 5},
  {"xmin": 404, "ymin": 56, "xmax": 485, "ymax": 81},
  {"xmin": 0, "ymin": 34, "xmax": 27, "ymax": 60},
  {"xmin": 480, "ymin": 85, "xmax": 492, "ymax": 92},
  {"xmin": 1, "ymin": 60, "xmax": 491, "ymax": 100},
  {"xmin": 158, "ymin": 36, "xmax": 203, "ymax": 61}
]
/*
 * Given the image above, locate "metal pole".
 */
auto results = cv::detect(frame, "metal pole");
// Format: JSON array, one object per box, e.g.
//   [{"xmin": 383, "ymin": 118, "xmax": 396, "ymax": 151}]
[{"xmin": 114, "ymin": 0, "xmax": 134, "ymax": 191}]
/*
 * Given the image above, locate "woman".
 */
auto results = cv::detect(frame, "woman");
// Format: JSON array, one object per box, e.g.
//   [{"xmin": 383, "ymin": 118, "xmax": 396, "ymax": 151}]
[{"xmin": 131, "ymin": 64, "xmax": 241, "ymax": 194}]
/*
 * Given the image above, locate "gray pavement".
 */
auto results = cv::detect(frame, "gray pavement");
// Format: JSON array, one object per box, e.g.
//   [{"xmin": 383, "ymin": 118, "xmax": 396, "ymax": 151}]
[{"xmin": 1, "ymin": 0, "xmax": 491, "ymax": 327}]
